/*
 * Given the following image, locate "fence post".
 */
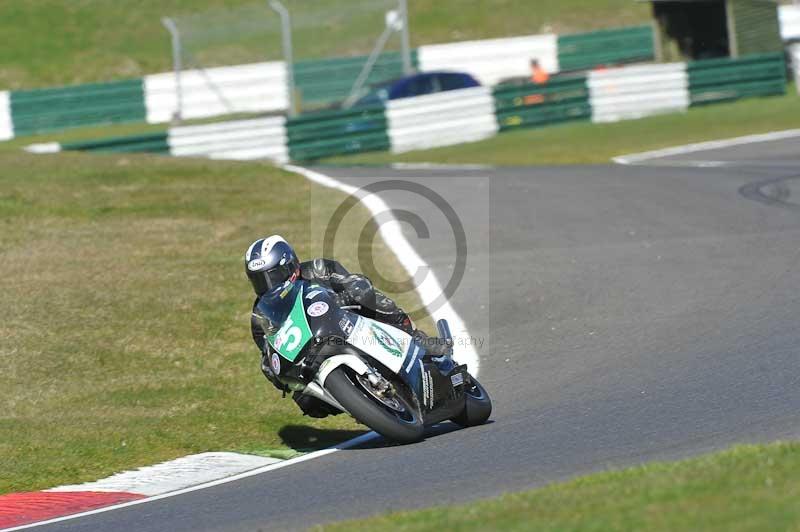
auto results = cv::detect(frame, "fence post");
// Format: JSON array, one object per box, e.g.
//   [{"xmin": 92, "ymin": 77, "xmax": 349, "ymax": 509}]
[
  {"xmin": 343, "ymin": 23, "xmax": 396, "ymax": 108},
  {"xmin": 793, "ymin": 44, "xmax": 800, "ymax": 95},
  {"xmin": 268, "ymin": 0, "xmax": 298, "ymax": 117},
  {"xmin": 399, "ymin": 0, "xmax": 413, "ymax": 75},
  {"xmin": 161, "ymin": 17, "xmax": 183, "ymax": 122}
]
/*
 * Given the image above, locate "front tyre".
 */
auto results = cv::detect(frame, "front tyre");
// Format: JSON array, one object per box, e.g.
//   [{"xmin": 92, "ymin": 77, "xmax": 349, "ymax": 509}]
[
  {"xmin": 451, "ymin": 376, "xmax": 492, "ymax": 427},
  {"xmin": 325, "ymin": 367, "xmax": 424, "ymax": 444}
]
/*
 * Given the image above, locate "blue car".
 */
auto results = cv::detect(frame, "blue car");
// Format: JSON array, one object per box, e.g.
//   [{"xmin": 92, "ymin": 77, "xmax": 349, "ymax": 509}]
[{"xmin": 352, "ymin": 71, "xmax": 481, "ymax": 107}]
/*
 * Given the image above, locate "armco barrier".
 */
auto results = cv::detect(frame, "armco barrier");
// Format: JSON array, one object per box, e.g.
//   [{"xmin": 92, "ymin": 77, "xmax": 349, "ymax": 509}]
[
  {"xmin": 144, "ymin": 62, "xmax": 287, "ymax": 124},
  {"xmin": 493, "ymin": 76, "xmax": 590, "ymax": 131},
  {"xmin": 0, "ymin": 91, "xmax": 12, "ymax": 141},
  {"xmin": 589, "ymin": 63, "xmax": 689, "ymax": 123},
  {"xmin": 417, "ymin": 34, "xmax": 558, "ymax": 86},
  {"xmin": 558, "ymin": 25, "xmax": 655, "ymax": 72},
  {"xmin": 293, "ymin": 51, "xmax": 416, "ymax": 108},
  {"xmin": 780, "ymin": 4, "xmax": 800, "ymax": 41},
  {"xmin": 50, "ymin": 53, "xmax": 790, "ymax": 163},
  {"xmin": 168, "ymin": 117, "xmax": 288, "ymax": 163},
  {"xmin": 386, "ymin": 86, "xmax": 498, "ymax": 153},
  {"xmin": 688, "ymin": 53, "xmax": 786, "ymax": 106},
  {"xmin": 10, "ymin": 79, "xmax": 145, "ymax": 136},
  {"xmin": 286, "ymin": 104, "xmax": 389, "ymax": 161},
  {"xmin": 61, "ymin": 131, "xmax": 169, "ymax": 154}
]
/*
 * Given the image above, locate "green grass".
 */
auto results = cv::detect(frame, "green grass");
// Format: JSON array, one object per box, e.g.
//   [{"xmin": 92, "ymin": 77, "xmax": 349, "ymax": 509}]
[
  {"xmin": 0, "ymin": 148, "xmax": 431, "ymax": 494},
  {"xmin": 326, "ymin": 90, "xmax": 800, "ymax": 166},
  {"xmin": 0, "ymin": 0, "xmax": 649, "ymax": 89},
  {"xmin": 317, "ymin": 442, "xmax": 800, "ymax": 531}
]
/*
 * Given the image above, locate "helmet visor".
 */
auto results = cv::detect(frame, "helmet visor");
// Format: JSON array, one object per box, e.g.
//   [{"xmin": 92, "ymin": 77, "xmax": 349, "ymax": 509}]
[{"xmin": 252, "ymin": 261, "xmax": 298, "ymax": 295}]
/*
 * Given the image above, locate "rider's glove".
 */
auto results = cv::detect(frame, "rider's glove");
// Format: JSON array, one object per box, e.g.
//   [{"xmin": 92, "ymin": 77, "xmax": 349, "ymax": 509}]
[{"xmin": 341, "ymin": 274, "xmax": 377, "ymax": 309}]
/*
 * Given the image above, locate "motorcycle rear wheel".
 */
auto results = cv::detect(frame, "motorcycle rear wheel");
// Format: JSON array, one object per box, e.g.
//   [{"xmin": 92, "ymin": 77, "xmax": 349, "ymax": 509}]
[
  {"xmin": 451, "ymin": 376, "xmax": 492, "ymax": 427},
  {"xmin": 325, "ymin": 367, "xmax": 424, "ymax": 444}
]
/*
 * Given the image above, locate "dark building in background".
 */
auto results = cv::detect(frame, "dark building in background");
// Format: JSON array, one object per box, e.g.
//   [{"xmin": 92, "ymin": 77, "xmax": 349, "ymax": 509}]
[{"xmin": 646, "ymin": 0, "xmax": 783, "ymax": 61}]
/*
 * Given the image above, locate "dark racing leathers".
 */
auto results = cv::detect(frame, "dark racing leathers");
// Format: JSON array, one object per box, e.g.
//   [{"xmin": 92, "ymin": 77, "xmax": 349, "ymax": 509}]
[
  {"xmin": 251, "ymin": 258, "xmax": 417, "ymax": 417},
  {"xmin": 251, "ymin": 258, "xmax": 413, "ymax": 353}
]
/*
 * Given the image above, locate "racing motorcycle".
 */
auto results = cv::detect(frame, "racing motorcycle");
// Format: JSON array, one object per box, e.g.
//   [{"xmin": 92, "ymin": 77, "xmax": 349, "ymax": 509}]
[{"xmin": 254, "ymin": 279, "xmax": 492, "ymax": 443}]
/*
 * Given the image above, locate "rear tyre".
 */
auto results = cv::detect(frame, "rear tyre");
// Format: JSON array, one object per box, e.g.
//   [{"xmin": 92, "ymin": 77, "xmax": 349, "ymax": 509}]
[
  {"xmin": 325, "ymin": 367, "xmax": 424, "ymax": 444},
  {"xmin": 451, "ymin": 376, "xmax": 492, "ymax": 427}
]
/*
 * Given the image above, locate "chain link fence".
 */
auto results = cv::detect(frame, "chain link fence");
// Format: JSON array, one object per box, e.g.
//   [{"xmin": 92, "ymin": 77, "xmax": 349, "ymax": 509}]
[{"xmin": 161, "ymin": 1, "xmax": 412, "ymax": 118}]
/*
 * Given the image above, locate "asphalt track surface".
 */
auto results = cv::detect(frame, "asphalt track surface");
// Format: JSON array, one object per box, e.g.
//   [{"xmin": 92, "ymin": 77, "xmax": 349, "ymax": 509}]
[{"xmin": 38, "ymin": 138, "xmax": 800, "ymax": 531}]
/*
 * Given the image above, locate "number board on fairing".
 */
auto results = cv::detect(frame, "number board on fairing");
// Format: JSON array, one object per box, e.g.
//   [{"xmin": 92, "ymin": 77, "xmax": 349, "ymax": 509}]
[{"xmin": 267, "ymin": 289, "xmax": 312, "ymax": 362}]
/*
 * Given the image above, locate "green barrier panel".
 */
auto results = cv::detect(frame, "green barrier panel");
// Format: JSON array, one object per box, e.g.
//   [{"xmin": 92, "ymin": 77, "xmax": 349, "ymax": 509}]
[
  {"xmin": 688, "ymin": 53, "xmax": 786, "ymax": 105},
  {"xmin": 288, "ymin": 131, "xmax": 390, "ymax": 161},
  {"xmin": 496, "ymin": 100, "xmax": 592, "ymax": 130},
  {"xmin": 558, "ymin": 26, "xmax": 654, "ymax": 72},
  {"xmin": 61, "ymin": 131, "xmax": 169, "ymax": 154},
  {"xmin": 293, "ymin": 51, "xmax": 419, "ymax": 108},
  {"xmin": 287, "ymin": 104, "xmax": 389, "ymax": 161},
  {"xmin": 493, "ymin": 76, "xmax": 590, "ymax": 131},
  {"xmin": 11, "ymin": 79, "xmax": 146, "ymax": 136}
]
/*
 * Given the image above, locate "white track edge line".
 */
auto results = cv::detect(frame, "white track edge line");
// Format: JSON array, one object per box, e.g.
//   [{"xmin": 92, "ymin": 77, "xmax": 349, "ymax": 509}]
[
  {"xmin": 0, "ymin": 432, "xmax": 379, "ymax": 532},
  {"xmin": 284, "ymin": 164, "xmax": 480, "ymax": 375},
  {"xmin": 389, "ymin": 162, "xmax": 492, "ymax": 171},
  {"xmin": 613, "ymin": 128, "xmax": 800, "ymax": 165}
]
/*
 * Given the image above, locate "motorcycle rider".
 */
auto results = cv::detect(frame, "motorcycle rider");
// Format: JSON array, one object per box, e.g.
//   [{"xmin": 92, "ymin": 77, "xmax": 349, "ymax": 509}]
[{"xmin": 245, "ymin": 235, "xmax": 450, "ymax": 418}]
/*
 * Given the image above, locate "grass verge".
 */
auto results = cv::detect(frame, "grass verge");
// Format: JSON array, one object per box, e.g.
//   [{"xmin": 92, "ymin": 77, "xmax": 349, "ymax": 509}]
[
  {"xmin": 325, "ymin": 91, "xmax": 800, "ymax": 166},
  {"xmin": 317, "ymin": 442, "xmax": 800, "ymax": 531},
  {"xmin": 0, "ymin": 149, "xmax": 429, "ymax": 494},
  {"xmin": 1, "ymin": 1, "xmax": 649, "ymax": 88}
]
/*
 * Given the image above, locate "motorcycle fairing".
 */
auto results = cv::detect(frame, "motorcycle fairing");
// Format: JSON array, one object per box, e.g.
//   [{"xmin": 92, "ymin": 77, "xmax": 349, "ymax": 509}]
[{"xmin": 344, "ymin": 315, "xmax": 414, "ymax": 374}]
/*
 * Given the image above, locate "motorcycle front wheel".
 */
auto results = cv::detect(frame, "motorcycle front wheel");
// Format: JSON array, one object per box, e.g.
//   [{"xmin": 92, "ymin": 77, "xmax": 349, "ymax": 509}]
[
  {"xmin": 325, "ymin": 367, "xmax": 424, "ymax": 444},
  {"xmin": 450, "ymin": 376, "xmax": 492, "ymax": 427}
]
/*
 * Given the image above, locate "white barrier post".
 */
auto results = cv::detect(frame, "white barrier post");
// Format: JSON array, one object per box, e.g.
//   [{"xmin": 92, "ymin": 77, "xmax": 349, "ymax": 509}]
[
  {"xmin": 386, "ymin": 86, "xmax": 499, "ymax": 153},
  {"xmin": 143, "ymin": 62, "xmax": 288, "ymax": 124},
  {"xmin": 779, "ymin": 5, "xmax": 800, "ymax": 42},
  {"xmin": 0, "ymin": 91, "xmax": 13, "ymax": 141},
  {"xmin": 588, "ymin": 63, "xmax": 689, "ymax": 123},
  {"xmin": 167, "ymin": 116, "xmax": 289, "ymax": 163}
]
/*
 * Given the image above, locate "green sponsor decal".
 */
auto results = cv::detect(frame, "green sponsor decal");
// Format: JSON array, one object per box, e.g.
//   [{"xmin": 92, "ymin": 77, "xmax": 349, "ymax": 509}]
[
  {"xmin": 267, "ymin": 288, "xmax": 312, "ymax": 362},
  {"xmin": 369, "ymin": 322, "xmax": 404, "ymax": 358}
]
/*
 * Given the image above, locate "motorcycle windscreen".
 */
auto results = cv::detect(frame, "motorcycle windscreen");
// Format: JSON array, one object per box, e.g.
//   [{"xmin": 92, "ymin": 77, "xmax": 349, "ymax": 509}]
[{"xmin": 254, "ymin": 282, "xmax": 295, "ymax": 332}]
